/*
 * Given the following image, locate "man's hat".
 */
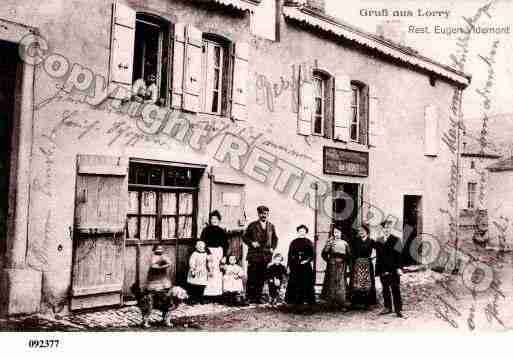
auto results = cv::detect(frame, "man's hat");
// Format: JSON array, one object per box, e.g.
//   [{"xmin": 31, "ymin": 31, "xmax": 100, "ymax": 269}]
[
  {"xmin": 153, "ymin": 244, "xmax": 164, "ymax": 254},
  {"xmin": 257, "ymin": 205, "xmax": 269, "ymax": 214}
]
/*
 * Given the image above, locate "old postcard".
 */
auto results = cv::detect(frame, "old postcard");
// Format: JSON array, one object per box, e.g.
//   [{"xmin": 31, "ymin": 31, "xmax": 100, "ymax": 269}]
[{"xmin": 0, "ymin": 0, "xmax": 512, "ymax": 353}]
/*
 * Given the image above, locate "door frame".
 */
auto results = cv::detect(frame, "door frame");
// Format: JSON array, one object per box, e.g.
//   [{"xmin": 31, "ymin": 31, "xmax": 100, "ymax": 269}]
[
  {"xmin": 0, "ymin": 19, "xmax": 37, "ymax": 269},
  {"xmin": 402, "ymin": 194, "xmax": 423, "ymax": 265},
  {"xmin": 332, "ymin": 181, "xmax": 360, "ymax": 240}
]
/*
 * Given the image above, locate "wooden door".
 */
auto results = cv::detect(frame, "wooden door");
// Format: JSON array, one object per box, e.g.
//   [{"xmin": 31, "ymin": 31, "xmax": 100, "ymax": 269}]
[
  {"xmin": 212, "ymin": 182, "xmax": 246, "ymax": 262},
  {"xmin": 70, "ymin": 155, "xmax": 127, "ymax": 310}
]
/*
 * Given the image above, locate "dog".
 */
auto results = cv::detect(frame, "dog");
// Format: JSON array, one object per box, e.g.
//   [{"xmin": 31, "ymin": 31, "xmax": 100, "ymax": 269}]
[{"xmin": 131, "ymin": 284, "xmax": 189, "ymax": 328}]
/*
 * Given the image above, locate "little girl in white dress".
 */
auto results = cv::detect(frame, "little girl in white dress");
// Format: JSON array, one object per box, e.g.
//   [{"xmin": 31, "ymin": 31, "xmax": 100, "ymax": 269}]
[{"xmin": 222, "ymin": 255, "xmax": 246, "ymax": 306}]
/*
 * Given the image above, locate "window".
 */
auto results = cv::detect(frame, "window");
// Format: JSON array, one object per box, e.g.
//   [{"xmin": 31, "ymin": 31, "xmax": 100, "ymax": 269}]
[
  {"xmin": 201, "ymin": 35, "xmax": 229, "ymax": 115},
  {"xmin": 468, "ymin": 182, "xmax": 477, "ymax": 209},
  {"xmin": 132, "ymin": 14, "xmax": 170, "ymax": 106},
  {"xmin": 127, "ymin": 162, "xmax": 204, "ymax": 242},
  {"xmin": 470, "ymin": 160, "xmax": 475, "ymax": 169},
  {"xmin": 350, "ymin": 84, "xmax": 361, "ymax": 143},
  {"xmin": 313, "ymin": 75, "xmax": 325, "ymax": 136}
]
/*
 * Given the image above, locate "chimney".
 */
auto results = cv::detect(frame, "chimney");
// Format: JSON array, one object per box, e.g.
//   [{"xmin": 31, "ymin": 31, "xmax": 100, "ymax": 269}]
[
  {"xmin": 306, "ymin": 0, "xmax": 325, "ymax": 13},
  {"xmin": 376, "ymin": 20, "xmax": 406, "ymax": 46}
]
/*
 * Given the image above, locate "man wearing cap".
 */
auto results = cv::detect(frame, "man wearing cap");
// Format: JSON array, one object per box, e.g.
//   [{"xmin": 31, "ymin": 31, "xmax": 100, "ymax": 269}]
[
  {"xmin": 374, "ymin": 220, "xmax": 404, "ymax": 318},
  {"xmin": 243, "ymin": 205, "xmax": 279, "ymax": 304}
]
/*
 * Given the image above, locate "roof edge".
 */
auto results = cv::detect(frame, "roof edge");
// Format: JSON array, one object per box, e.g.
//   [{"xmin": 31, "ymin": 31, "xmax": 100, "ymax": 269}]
[
  {"xmin": 190, "ymin": 0, "xmax": 260, "ymax": 12},
  {"xmin": 283, "ymin": 4, "xmax": 471, "ymax": 87}
]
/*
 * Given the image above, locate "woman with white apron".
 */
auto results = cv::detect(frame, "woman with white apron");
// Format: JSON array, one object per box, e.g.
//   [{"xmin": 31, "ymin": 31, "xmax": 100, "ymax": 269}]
[{"xmin": 200, "ymin": 210, "xmax": 229, "ymax": 302}]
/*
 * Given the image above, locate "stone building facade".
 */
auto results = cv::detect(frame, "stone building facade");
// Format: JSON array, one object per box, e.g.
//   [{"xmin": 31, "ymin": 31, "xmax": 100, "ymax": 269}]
[{"xmin": 0, "ymin": 0, "xmax": 469, "ymax": 315}]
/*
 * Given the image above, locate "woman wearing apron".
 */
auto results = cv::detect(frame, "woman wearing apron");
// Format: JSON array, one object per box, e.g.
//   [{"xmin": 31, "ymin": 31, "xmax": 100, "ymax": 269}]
[{"xmin": 200, "ymin": 210, "xmax": 229, "ymax": 303}]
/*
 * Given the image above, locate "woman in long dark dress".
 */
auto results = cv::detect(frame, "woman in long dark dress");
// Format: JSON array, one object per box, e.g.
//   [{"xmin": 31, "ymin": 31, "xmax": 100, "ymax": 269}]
[
  {"xmin": 348, "ymin": 224, "xmax": 377, "ymax": 309},
  {"xmin": 320, "ymin": 225, "xmax": 350, "ymax": 309},
  {"xmin": 200, "ymin": 210, "xmax": 229, "ymax": 302},
  {"xmin": 285, "ymin": 225, "xmax": 316, "ymax": 306}
]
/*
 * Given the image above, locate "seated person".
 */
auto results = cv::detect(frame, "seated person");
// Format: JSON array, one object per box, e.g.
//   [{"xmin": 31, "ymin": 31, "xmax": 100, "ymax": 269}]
[{"xmin": 132, "ymin": 73, "xmax": 158, "ymax": 104}]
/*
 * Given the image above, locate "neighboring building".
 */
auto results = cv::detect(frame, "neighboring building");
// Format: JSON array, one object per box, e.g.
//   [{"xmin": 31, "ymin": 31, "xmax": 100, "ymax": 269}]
[
  {"xmin": 0, "ymin": 0, "xmax": 470, "ymax": 315},
  {"xmin": 458, "ymin": 134, "xmax": 501, "ymax": 245},
  {"xmin": 486, "ymin": 157, "xmax": 513, "ymax": 248}
]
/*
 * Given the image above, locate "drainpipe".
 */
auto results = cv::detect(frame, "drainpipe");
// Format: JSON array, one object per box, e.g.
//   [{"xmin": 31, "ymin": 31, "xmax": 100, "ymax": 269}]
[
  {"xmin": 453, "ymin": 88, "xmax": 463, "ymax": 273},
  {"xmin": 313, "ymin": 182, "xmax": 318, "ymax": 287}
]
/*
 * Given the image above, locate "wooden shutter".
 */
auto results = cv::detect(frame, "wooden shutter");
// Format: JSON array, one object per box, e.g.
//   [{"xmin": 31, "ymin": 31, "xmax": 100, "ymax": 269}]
[
  {"xmin": 334, "ymin": 72, "xmax": 351, "ymax": 142},
  {"xmin": 171, "ymin": 23, "xmax": 186, "ymax": 109},
  {"xmin": 298, "ymin": 64, "xmax": 313, "ymax": 136},
  {"xmin": 202, "ymin": 41, "xmax": 215, "ymax": 113},
  {"xmin": 424, "ymin": 104, "xmax": 439, "ymax": 156},
  {"xmin": 109, "ymin": 2, "xmax": 136, "ymax": 100},
  {"xmin": 71, "ymin": 154, "xmax": 128, "ymax": 310},
  {"xmin": 231, "ymin": 42, "xmax": 249, "ymax": 121},
  {"xmin": 323, "ymin": 76, "xmax": 334, "ymax": 139},
  {"xmin": 183, "ymin": 24, "xmax": 202, "ymax": 112},
  {"xmin": 368, "ymin": 85, "xmax": 381, "ymax": 147},
  {"xmin": 359, "ymin": 85, "xmax": 369, "ymax": 145},
  {"xmin": 222, "ymin": 43, "xmax": 234, "ymax": 117}
]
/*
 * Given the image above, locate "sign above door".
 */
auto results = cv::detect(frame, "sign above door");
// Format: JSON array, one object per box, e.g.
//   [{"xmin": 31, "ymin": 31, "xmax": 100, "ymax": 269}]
[{"xmin": 323, "ymin": 146, "xmax": 369, "ymax": 177}]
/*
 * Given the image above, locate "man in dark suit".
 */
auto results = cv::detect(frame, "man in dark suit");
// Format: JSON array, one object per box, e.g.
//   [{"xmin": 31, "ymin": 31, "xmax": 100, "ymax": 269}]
[
  {"xmin": 374, "ymin": 219, "xmax": 404, "ymax": 318},
  {"xmin": 243, "ymin": 205, "xmax": 279, "ymax": 304}
]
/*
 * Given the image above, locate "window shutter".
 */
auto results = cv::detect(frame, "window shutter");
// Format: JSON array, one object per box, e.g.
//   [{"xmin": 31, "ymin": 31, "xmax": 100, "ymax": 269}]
[
  {"xmin": 231, "ymin": 42, "xmax": 249, "ymax": 121},
  {"xmin": 323, "ymin": 76, "xmax": 334, "ymax": 139},
  {"xmin": 424, "ymin": 104, "xmax": 439, "ymax": 156},
  {"xmin": 202, "ymin": 42, "xmax": 216, "ymax": 113},
  {"xmin": 109, "ymin": 1, "xmax": 136, "ymax": 100},
  {"xmin": 368, "ymin": 85, "xmax": 381, "ymax": 147},
  {"xmin": 359, "ymin": 85, "xmax": 369, "ymax": 145},
  {"xmin": 183, "ymin": 24, "xmax": 202, "ymax": 112},
  {"xmin": 298, "ymin": 64, "xmax": 313, "ymax": 136},
  {"xmin": 171, "ymin": 23, "xmax": 186, "ymax": 109},
  {"xmin": 222, "ymin": 44, "xmax": 234, "ymax": 117},
  {"xmin": 71, "ymin": 154, "xmax": 128, "ymax": 310},
  {"xmin": 334, "ymin": 73, "xmax": 351, "ymax": 142}
]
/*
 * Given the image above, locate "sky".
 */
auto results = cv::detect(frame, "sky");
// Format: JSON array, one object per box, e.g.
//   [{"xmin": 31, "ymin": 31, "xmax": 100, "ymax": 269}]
[{"xmin": 324, "ymin": 0, "xmax": 513, "ymax": 123}]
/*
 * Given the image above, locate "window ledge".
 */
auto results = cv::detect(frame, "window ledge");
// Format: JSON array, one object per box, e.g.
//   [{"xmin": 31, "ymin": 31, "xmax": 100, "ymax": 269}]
[{"xmin": 331, "ymin": 139, "xmax": 370, "ymax": 153}]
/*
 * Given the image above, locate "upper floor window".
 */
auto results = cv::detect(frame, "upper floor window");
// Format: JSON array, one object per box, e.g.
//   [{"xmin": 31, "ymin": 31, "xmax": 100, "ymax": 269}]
[
  {"xmin": 468, "ymin": 182, "xmax": 477, "ymax": 209},
  {"xmin": 313, "ymin": 75, "xmax": 325, "ymax": 136},
  {"xmin": 131, "ymin": 14, "xmax": 170, "ymax": 106},
  {"xmin": 201, "ymin": 36, "xmax": 229, "ymax": 115},
  {"xmin": 350, "ymin": 83, "xmax": 362, "ymax": 143},
  {"xmin": 470, "ymin": 160, "xmax": 476, "ymax": 169},
  {"xmin": 109, "ymin": 3, "xmax": 249, "ymax": 120}
]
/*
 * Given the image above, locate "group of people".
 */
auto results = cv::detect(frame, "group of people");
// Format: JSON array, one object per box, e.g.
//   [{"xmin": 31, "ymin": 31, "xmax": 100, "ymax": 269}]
[{"xmin": 183, "ymin": 205, "xmax": 404, "ymax": 317}]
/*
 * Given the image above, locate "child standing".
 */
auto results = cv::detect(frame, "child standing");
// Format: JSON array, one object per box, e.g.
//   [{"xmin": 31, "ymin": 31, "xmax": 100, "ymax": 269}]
[
  {"xmin": 187, "ymin": 240, "xmax": 208, "ymax": 305},
  {"xmin": 267, "ymin": 253, "xmax": 287, "ymax": 306},
  {"xmin": 222, "ymin": 254, "xmax": 247, "ymax": 306}
]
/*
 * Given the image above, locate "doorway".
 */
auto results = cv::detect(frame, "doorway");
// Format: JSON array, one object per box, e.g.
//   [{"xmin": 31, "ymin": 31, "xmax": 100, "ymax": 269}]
[
  {"xmin": 332, "ymin": 182, "xmax": 359, "ymax": 240},
  {"xmin": 402, "ymin": 195, "xmax": 423, "ymax": 266},
  {"xmin": 212, "ymin": 182, "xmax": 246, "ymax": 267},
  {"xmin": 0, "ymin": 40, "xmax": 17, "ymax": 258}
]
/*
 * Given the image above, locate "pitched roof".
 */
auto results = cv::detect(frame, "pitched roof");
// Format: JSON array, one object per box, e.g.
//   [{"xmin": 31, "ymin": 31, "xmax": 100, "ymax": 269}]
[
  {"xmin": 488, "ymin": 157, "xmax": 513, "ymax": 172},
  {"xmin": 461, "ymin": 134, "xmax": 502, "ymax": 158},
  {"xmin": 282, "ymin": 3, "xmax": 471, "ymax": 87},
  {"xmin": 191, "ymin": 0, "xmax": 261, "ymax": 11}
]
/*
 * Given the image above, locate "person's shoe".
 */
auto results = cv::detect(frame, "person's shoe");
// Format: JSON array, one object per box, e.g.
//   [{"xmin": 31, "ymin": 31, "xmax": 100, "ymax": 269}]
[
  {"xmin": 379, "ymin": 309, "xmax": 393, "ymax": 315},
  {"xmin": 396, "ymin": 312, "xmax": 404, "ymax": 318}
]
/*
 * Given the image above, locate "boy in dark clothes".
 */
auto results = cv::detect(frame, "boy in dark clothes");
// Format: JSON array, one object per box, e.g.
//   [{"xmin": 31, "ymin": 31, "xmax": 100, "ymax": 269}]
[{"xmin": 266, "ymin": 253, "xmax": 287, "ymax": 305}]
